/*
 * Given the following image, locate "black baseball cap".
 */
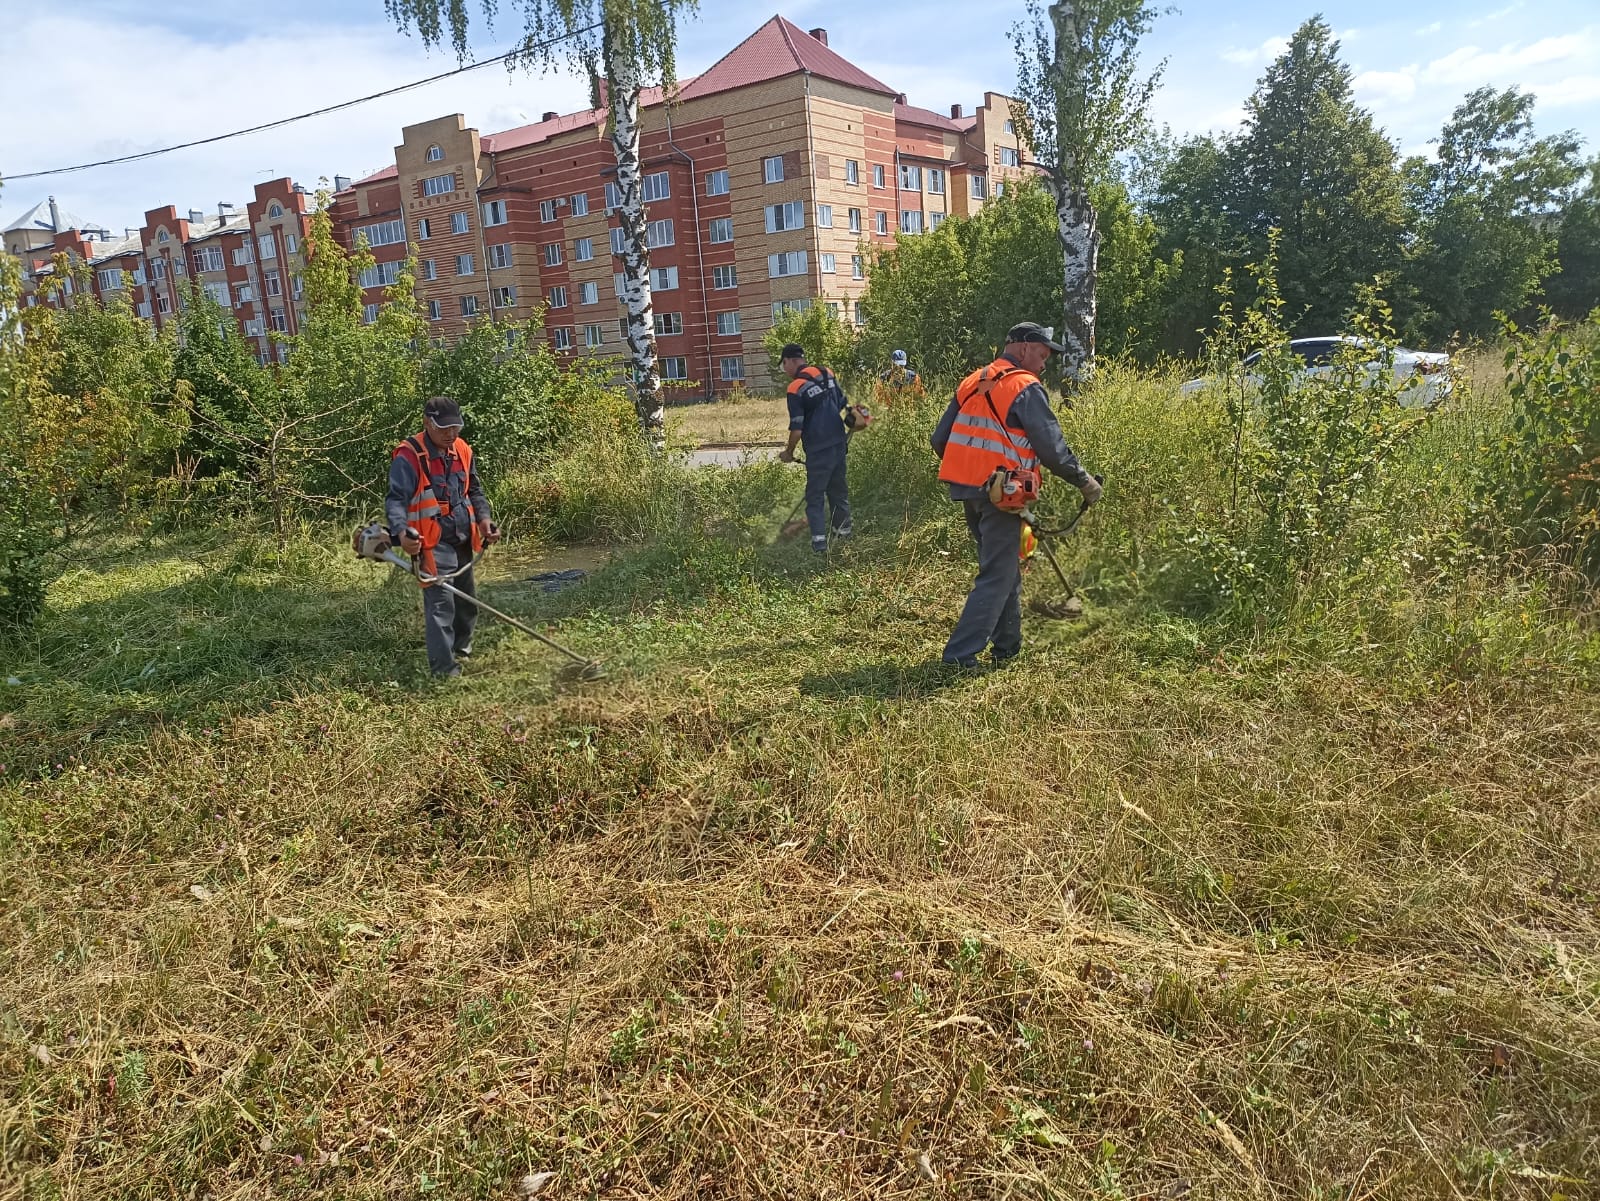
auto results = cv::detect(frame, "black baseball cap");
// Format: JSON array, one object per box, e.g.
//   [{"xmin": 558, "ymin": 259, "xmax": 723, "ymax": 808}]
[
  {"xmin": 423, "ymin": 396, "xmax": 463, "ymax": 427},
  {"xmin": 779, "ymin": 342, "xmax": 806, "ymax": 361},
  {"xmin": 1005, "ymin": 322, "xmax": 1065, "ymax": 353}
]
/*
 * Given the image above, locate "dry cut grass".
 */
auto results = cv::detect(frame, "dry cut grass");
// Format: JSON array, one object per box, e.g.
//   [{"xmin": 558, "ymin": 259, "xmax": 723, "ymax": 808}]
[{"xmin": 669, "ymin": 397, "xmax": 790, "ymax": 448}]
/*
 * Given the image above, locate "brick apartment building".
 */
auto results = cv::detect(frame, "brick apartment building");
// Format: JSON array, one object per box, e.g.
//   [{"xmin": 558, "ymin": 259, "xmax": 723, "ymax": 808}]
[
  {"xmin": 331, "ymin": 15, "xmax": 1030, "ymax": 393},
  {"xmin": 8, "ymin": 179, "xmax": 314, "ymax": 365}
]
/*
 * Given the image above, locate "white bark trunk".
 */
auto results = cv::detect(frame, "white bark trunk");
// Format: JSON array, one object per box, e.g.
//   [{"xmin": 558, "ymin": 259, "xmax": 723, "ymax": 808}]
[
  {"xmin": 1053, "ymin": 180, "xmax": 1099, "ymax": 386},
  {"xmin": 603, "ymin": 32, "xmax": 662, "ymax": 439}
]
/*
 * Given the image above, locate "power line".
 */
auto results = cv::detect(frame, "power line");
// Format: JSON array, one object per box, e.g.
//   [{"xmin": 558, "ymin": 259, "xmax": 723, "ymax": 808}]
[{"xmin": 3, "ymin": 24, "xmax": 601, "ymax": 183}]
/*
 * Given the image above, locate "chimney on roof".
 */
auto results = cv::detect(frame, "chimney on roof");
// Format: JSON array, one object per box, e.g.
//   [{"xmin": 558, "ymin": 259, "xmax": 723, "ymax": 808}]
[
  {"xmin": 950, "ymin": 104, "xmax": 963, "ymax": 119},
  {"xmin": 125, "ymin": 227, "xmax": 136, "ymax": 240},
  {"xmin": 48, "ymin": 196, "xmax": 62, "ymax": 232},
  {"xmin": 896, "ymin": 92, "xmax": 907, "ymax": 104},
  {"xmin": 542, "ymin": 110, "xmax": 558, "ymax": 121},
  {"xmin": 334, "ymin": 174, "xmax": 352, "ymax": 192},
  {"xmin": 188, "ymin": 208, "xmax": 204, "ymax": 224},
  {"xmin": 808, "ymin": 27, "xmax": 828, "ymax": 46}
]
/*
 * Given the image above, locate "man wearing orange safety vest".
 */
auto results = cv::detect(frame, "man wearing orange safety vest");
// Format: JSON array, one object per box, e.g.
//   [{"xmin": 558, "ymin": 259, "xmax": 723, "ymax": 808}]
[
  {"xmin": 931, "ymin": 323, "xmax": 1102, "ymax": 669},
  {"xmin": 385, "ymin": 396, "xmax": 500, "ymax": 678}
]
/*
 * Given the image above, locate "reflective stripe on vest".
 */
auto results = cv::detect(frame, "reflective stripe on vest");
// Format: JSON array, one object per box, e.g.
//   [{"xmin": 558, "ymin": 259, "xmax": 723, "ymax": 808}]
[
  {"xmin": 393, "ymin": 432, "xmax": 483, "ymax": 584},
  {"xmin": 937, "ymin": 359, "xmax": 1041, "ymax": 488}
]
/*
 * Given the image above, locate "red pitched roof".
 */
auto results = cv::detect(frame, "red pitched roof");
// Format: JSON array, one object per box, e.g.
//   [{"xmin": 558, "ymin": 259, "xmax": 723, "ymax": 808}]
[
  {"xmin": 482, "ymin": 86, "xmax": 672, "ymax": 153},
  {"xmin": 678, "ymin": 16, "xmax": 896, "ymax": 101},
  {"xmin": 346, "ymin": 165, "xmax": 398, "ymax": 190},
  {"xmin": 895, "ymin": 102, "xmax": 963, "ymax": 133}
]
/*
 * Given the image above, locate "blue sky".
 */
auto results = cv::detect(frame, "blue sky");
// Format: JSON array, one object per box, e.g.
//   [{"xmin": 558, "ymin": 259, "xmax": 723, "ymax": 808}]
[{"xmin": 2, "ymin": 0, "xmax": 1596, "ymax": 236}]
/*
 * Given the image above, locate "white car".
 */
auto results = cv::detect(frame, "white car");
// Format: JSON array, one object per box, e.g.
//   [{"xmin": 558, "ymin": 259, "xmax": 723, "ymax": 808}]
[{"xmin": 1180, "ymin": 336, "xmax": 1453, "ymax": 407}]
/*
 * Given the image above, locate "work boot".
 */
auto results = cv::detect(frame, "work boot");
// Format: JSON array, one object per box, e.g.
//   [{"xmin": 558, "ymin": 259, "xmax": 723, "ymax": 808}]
[
  {"xmin": 434, "ymin": 664, "xmax": 463, "ymax": 680},
  {"xmin": 811, "ymin": 536, "xmax": 828, "ymax": 555},
  {"xmin": 834, "ymin": 523, "xmax": 853, "ymax": 539},
  {"xmin": 454, "ymin": 644, "xmax": 473, "ymax": 659}
]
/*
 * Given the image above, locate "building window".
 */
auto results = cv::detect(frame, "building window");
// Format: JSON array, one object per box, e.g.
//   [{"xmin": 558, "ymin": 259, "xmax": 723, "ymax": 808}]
[
  {"xmin": 292, "ymin": 275, "xmax": 304, "ymax": 299},
  {"xmin": 258, "ymin": 234, "xmax": 277, "ymax": 260},
  {"xmin": 851, "ymin": 254, "xmax": 865, "ymax": 280},
  {"xmin": 719, "ymin": 356, "xmax": 745, "ymax": 382},
  {"xmin": 848, "ymin": 208, "xmax": 862, "ymax": 234},
  {"xmin": 428, "ymin": 299, "xmax": 441, "ymax": 321},
  {"xmin": 1003, "ymin": 119, "xmax": 1016, "ymax": 135},
  {"xmin": 231, "ymin": 244, "xmax": 254, "ymax": 267},
  {"xmin": 493, "ymin": 286, "xmax": 516, "ymax": 309},
  {"xmin": 708, "ymin": 217, "xmax": 733, "ymax": 243},
  {"xmin": 286, "ymin": 233, "xmax": 298, "ymax": 254},
  {"xmin": 236, "ymin": 284, "xmax": 256, "ymax": 305},
  {"xmin": 613, "ymin": 272, "xmax": 626, "ymax": 298},
  {"xmin": 194, "ymin": 246, "xmax": 224, "ymax": 273},
  {"xmin": 269, "ymin": 309, "xmax": 287, "ymax": 332},
  {"xmin": 483, "ymin": 200, "xmax": 508, "ymax": 226},
  {"xmin": 358, "ymin": 219, "xmax": 405, "ymax": 247},
  {"xmin": 763, "ymin": 155, "xmax": 785, "ymax": 184},
  {"xmin": 873, "ymin": 164, "xmax": 885, "ymax": 188},
  {"xmin": 772, "ymin": 299, "xmax": 808, "ymax": 320},
  {"xmin": 540, "ymin": 198, "xmax": 558, "ymax": 222},
  {"xmin": 900, "ymin": 210, "xmax": 924, "ymax": 235},
  {"xmin": 451, "ymin": 211, "xmax": 469, "ymax": 235},
  {"xmin": 826, "ymin": 302, "xmax": 840, "ymax": 319},
  {"xmin": 820, "ymin": 252, "xmax": 836, "ymax": 273},
  {"xmin": 570, "ymin": 192, "xmax": 589, "ymax": 216},
  {"xmin": 654, "ymin": 311, "xmax": 683, "ymax": 336},
  {"xmin": 265, "ymin": 269, "xmax": 282, "ymax": 296},
  {"xmin": 544, "ymin": 243, "xmax": 563, "ymax": 267},
  {"xmin": 131, "ymin": 267, "xmax": 145, "ymax": 285},
  {"xmin": 575, "ymin": 237, "xmax": 594, "ymax": 262},
  {"xmin": 855, "ymin": 300, "xmax": 866, "ymax": 325},
  {"xmin": 460, "ymin": 295, "xmax": 479, "ymax": 316},
  {"xmin": 999, "ymin": 147, "xmax": 1021, "ymax": 167},
  {"xmin": 971, "ymin": 174, "xmax": 988, "ymax": 199},
  {"xmin": 641, "ymin": 172, "xmax": 670, "ymax": 203},
  {"xmin": 995, "ymin": 181, "xmax": 1007, "ymax": 198},
  {"xmin": 651, "ymin": 265, "xmax": 679, "ymax": 290},
  {"xmin": 203, "ymin": 280, "xmax": 230, "ymax": 307},
  {"xmin": 359, "ymin": 260, "xmax": 403, "ymax": 288},
  {"xmin": 584, "ymin": 323, "xmax": 604, "ymax": 348},
  {"xmin": 580, "ymin": 281, "xmax": 599, "ymax": 305},
  {"xmin": 706, "ymin": 169, "xmax": 729, "ymax": 196},
  {"xmin": 817, "ymin": 204, "xmax": 834, "ymax": 228},
  {"xmin": 427, "ymin": 144, "xmax": 444, "ymax": 161},
  {"xmin": 157, "ymin": 294, "xmax": 171, "ymax": 313},
  {"xmin": 930, "ymin": 212, "xmax": 947, "ymax": 231},
  {"xmin": 899, "ymin": 165, "xmax": 922, "ymax": 191},
  {"xmin": 845, "ymin": 159, "xmax": 859, "ymax": 185},
  {"xmin": 765, "ymin": 201, "xmax": 804, "ymax": 233},
  {"xmin": 716, "ymin": 310, "xmax": 741, "ymax": 336},
  {"xmin": 363, "ymin": 303, "xmax": 378, "ymax": 324},
  {"xmin": 422, "ymin": 259, "xmax": 437, "ymax": 280},
  {"xmin": 158, "ymin": 231, "xmax": 169, "ymax": 243},
  {"xmin": 456, "ymin": 253, "xmax": 475, "ymax": 275},
  {"xmin": 554, "ymin": 327, "xmax": 573, "ymax": 350},
  {"xmin": 661, "ymin": 356, "xmax": 688, "ymax": 380},
  {"xmin": 928, "ymin": 169, "xmax": 946, "ymax": 195},
  {"xmin": 646, "ymin": 219, "xmax": 674, "ymax": 248},
  {"xmin": 712, "ymin": 265, "xmax": 737, "ymax": 290},
  {"xmin": 548, "ymin": 285, "xmax": 569, "ymax": 307},
  {"xmin": 489, "ymin": 243, "xmax": 512, "ymax": 269},
  {"xmin": 610, "ymin": 226, "xmax": 626, "ymax": 256},
  {"xmin": 768, "ymin": 250, "xmax": 808, "ymax": 278},
  {"xmin": 243, "ymin": 318, "xmax": 264, "ymax": 337},
  {"xmin": 875, "ymin": 211, "xmax": 888, "ymax": 235},
  {"xmin": 422, "ymin": 173, "xmax": 456, "ymax": 196},
  {"xmin": 137, "ymin": 300, "xmax": 152, "ymax": 318},
  {"xmin": 417, "ymin": 218, "xmax": 431, "ymax": 240},
  {"xmin": 604, "ymin": 182, "xmax": 623, "ymax": 212}
]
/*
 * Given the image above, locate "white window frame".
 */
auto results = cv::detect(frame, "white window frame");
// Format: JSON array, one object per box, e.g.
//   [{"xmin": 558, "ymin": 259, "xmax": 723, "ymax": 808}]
[
  {"xmin": 269, "ymin": 309, "xmax": 287, "ymax": 332},
  {"xmin": 257, "ymin": 234, "xmax": 277, "ymax": 260},
  {"xmin": 848, "ymin": 208, "xmax": 862, "ymax": 234},
  {"xmin": 928, "ymin": 169, "xmax": 946, "ymax": 195},
  {"xmin": 609, "ymin": 226, "xmax": 626, "ymax": 256},
  {"xmin": 422, "ymin": 173, "xmax": 456, "ymax": 197},
  {"xmin": 450, "ymin": 211, "xmax": 469, "ymax": 236},
  {"xmin": 708, "ymin": 218, "xmax": 733, "ymax": 244},
  {"xmin": 539, "ymin": 198, "xmax": 558, "ymax": 222},
  {"xmin": 422, "ymin": 259, "xmax": 437, "ymax": 281},
  {"xmin": 999, "ymin": 147, "xmax": 1021, "ymax": 168},
  {"xmin": 767, "ymin": 250, "xmax": 808, "ymax": 278},
  {"xmin": 763, "ymin": 155, "xmax": 785, "ymax": 184},
  {"xmin": 660, "ymin": 356, "xmax": 688, "ymax": 380},
  {"xmin": 820, "ymin": 252, "xmax": 836, "ymax": 274},
  {"xmin": 460, "ymin": 295, "xmax": 480, "ymax": 316},
  {"xmin": 483, "ymin": 200, "xmax": 508, "ymax": 227},
  {"xmin": 194, "ymin": 246, "xmax": 224, "ymax": 273},
  {"xmin": 265, "ymin": 269, "xmax": 282, "ymax": 296},
  {"xmin": 96, "ymin": 267, "xmax": 122, "ymax": 291},
  {"xmin": 428, "ymin": 299, "xmax": 442, "ymax": 321},
  {"xmin": 765, "ymin": 201, "xmax": 804, "ymax": 233},
  {"xmin": 646, "ymin": 219, "xmax": 674, "ymax": 248},
  {"xmin": 899, "ymin": 164, "xmax": 922, "ymax": 191},
  {"xmin": 574, "ymin": 237, "xmax": 594, "ymax": 262},
  {"xmin": 706, "ymin": 169, "xmax": 730, "ymax": 196},
  {"xmin": 851, "ymin": 254, "xmax": 865, "ymax": 280},
  {"xmin": 544, "ymin": 242, "xmax": 563, "ymax": 267},
  {"xmin": 553, "ymin": 327, "xmax": 573, "ymax": 350},
  {"xmin": 716, "ymin": 311, "xmax": 741, "ymax": 336},
  {"xmin": 548, "ymin": 285, "xmax": 569, "ymax": 308},
  {"xmin": 417, "ymin": 218, "xmax": 431, "ymax": 241},
  {"xmin": 817, "ymin": 204, "xmax": 834, "ymax": 228},
  {"xmin": 653, "ymin": 311, "xmax": 683, "ymax": 336},
  {"xmin": 845, "ymin": 159, "xmax": 860, "ymax": 185},
  {"xmin": 719, "ymin": 356, "xmax": 744, "ymax": 382},
  {"xmin": 358, "ymin": 220, "xmax": 404, "ymax": 248},
  {"xmin": 970, "ymin": 174, "xmax": 988, "ymax": 199},
  {"xmin": 285, "ymin": 233, "xmax": 298, "ymax": 254},
  {"xmin": 358, "ymin": 261, "xmax": 402, "ymax": 289},
  {"xmin": 204, "ymin": 280, "xmax": 230, "ymax": 307},
  {"xmin": 876, "ymin": 211, "xmax": 889, "ymax": 235},
  {"xmin": 650, "ymin": 265, "xmax": 679, "ymax": 291},
  {"xmin": 873, "ymin": 164, "xmax": 885, "ymax": 189},
  {"xmin": 604, "ymin": 182, "xmax": 623, "ymax": 212},
  {"xmin": 489, "ymin": 243, "xmax": 513, "ymax": 270},
  {"xmin": 641, "ymin": 172, "xmax": 670, "ymax": 203},
  {"xmin": 712, "ymin": 265, "xmax": 737, "ymax": 290},
  {"xmin": 427, "ymin": 144, "xmax": 445, "ymax": 161},
  {"xmin": 456, "ymin": 253, "xmax": 475, "ymax": 276},
  {"xmin": 363, "ymin": 303, "xmax": 378, "ymax": 324},
  {"xmin": 493, "ymin": 285, "xmax": 516, "ymax": 309},
  {"xmin": 580, "ymin": 280, "xmax": 599, "ymax": 305},
  {"xmin": 584, "ymin": 323, "xmax": 604, "ymax": 348},
  {"xmin": 900, "ymin": 210, "xmax": 924, "ymax": 235},
  {"xmin": 570, "ymin": 192, "xmax": 589, "ymax": 217}
]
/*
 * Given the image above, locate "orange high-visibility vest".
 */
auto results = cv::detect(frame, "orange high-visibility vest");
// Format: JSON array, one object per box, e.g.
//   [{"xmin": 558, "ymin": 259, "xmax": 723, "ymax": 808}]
[
  {"xmin": 937, "ymin": 358, "xmax": 1041, "ymax": 488},
  {"xmin": 393, "ymin": 432, "xmax": 484, "ymax": 584}
]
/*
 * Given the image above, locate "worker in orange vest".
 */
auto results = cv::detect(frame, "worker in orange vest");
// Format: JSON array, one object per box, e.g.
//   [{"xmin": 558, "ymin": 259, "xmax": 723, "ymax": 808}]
[
  {"xmin": 385, "ymin": 396, "xmax": 500, "ymax": 678},
  {"xmin": 931, "ymin": 323, "xmax": 1102, "ymax": 669}
]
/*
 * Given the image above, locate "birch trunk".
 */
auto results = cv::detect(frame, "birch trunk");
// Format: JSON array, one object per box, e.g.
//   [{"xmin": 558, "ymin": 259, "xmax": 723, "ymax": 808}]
[
  {"xmin": 602, "ymin": 28, "xmax": 663, "ymax": 439},
  {"xmin": 1053, "ymin": 179, "xmax": 1099, "ymax": 387}
]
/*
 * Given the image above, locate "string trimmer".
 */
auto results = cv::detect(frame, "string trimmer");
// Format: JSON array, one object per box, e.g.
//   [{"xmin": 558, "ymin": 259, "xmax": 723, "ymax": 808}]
[
  {"xmin": 352, "ymin": 523, "xmax": 605, "ymax": 681},
  {"xmin": 1023, "ymin": 474, "xmax": 1104, "ymax": 621}
]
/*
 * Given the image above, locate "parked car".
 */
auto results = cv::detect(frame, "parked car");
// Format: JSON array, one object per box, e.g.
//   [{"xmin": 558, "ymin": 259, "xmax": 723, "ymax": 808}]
[{"xmin": 1179, "ymin": 336, "xmax": 1453, "ymax": 406}]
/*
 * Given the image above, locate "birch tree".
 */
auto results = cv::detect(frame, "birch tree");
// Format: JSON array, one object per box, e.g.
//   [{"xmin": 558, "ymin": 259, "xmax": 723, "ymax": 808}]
[
  {"xmin": 1012, "ymin": 0, "xmax": 1163, "ymax": 385},
  {"xmin": 384, "ymin": 0, "xmax": 695, "ymax": 438}
]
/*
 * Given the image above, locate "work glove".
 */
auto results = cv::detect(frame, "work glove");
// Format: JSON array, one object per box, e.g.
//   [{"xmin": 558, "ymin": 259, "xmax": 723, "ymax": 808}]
[{"xmin": 1079, "ymin": 477, "xmax": 1104, "ymax": 508}]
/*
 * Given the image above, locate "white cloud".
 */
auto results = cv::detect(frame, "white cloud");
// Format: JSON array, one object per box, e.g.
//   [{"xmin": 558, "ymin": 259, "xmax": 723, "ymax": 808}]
[
  {"xmin": 1532, "ymin": 74, "xmax": 1600, "ymax": 108},
  {"xmin": 1221, "ymin": 36, "xmax": 1289, "ymax": 66},
  {"xmin": 1470, "ymin": 2, "xmax": 1525, "ymax": 28},
  {"xmin": 1353, "ymin": 68, "xmax": 1420, "ymax": 105},
  {"xmin": 1421, "ymin": 29, "xmax": 1596, "ymax": 86},
  {"xmin": 1415, "ymin": 21, "xmax": 1444, "ymax": 36}
]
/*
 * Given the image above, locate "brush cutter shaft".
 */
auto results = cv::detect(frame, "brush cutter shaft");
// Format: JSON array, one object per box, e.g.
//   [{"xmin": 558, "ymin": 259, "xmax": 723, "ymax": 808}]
[{"xmin": 378, "ymin": 550, "xmax": 590, "ymax": 665}]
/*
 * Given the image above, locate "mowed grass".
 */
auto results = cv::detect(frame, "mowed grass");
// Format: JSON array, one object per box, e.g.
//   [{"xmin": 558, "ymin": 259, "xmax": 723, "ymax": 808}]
[
  {"xmin": 669, "ymin": 396, "xmax": 790, "ymax": 447},
  {"xmin": 2, "ymin": 436, "xmax": 1599, "ymax": 1197}
]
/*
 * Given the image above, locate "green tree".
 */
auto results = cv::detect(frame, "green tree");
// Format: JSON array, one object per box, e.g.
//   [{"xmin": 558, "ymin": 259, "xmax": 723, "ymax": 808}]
[
  {"xmin": 384, "ymin": 0, "xmax": 697, "ymax": 440},
  {"xmin": 763, "ymin": 301, "xmax": 862, "ymax": 383},
  {"xmin": 1548, "ymin": 157, "xmax": 1600, "ymax": 320},
  {"xmin": 1227, "ymin": 17, "xmax": 1406, "ymax": 332},
  {"xmin": 173, "ymin": 280, "xmax": 279, "ymax": 479},
  {"xmin": 1011, "ymin": 0, "xmax": 1165, "ymax": 384},
  {"xmin": 1403, "ymin": 87, "xmax": 1582, "ymax": 340},
  {"xmin": 1149, "ymin": 133, "xmax": 1242, "ymax": 355}
]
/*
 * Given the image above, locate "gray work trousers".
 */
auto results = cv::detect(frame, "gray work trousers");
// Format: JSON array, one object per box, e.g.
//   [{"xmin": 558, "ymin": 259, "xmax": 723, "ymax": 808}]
[
  {"xmin": 423, "ymin": 540, "xmax": 477, "ymax": 675},
  {"xmin": 804, "ymin": 443, "xmax": 851, "ymax": 541},
  {"xmin": 943, "ymin": 497, "xmax": 1024, "ymax": 664}
]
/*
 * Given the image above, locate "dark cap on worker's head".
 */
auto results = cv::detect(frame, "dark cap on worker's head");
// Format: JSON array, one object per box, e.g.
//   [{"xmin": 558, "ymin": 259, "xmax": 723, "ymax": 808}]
[
  {"xmin": 423, "ymin": 396, "xmax": 463, "ymax": 428},
  {"xmin": 1005, "ymin": 322, "xmax": 1065, "ymax": 353},
  {"xmin": 779, "ymin": 342, "xmax": 806, "ymax": 362}
]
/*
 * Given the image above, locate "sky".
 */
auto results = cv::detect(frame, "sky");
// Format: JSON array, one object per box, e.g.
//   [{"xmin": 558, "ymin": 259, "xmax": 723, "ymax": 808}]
[{"xmin": 2, "ymin": 0, "xmax": 1597, "ymax": 237}]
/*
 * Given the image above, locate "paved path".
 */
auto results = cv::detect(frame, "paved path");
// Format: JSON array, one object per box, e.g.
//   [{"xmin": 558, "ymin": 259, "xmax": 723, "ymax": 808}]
[{"xmin": 687, "ymin": 443, "xmax": 783, "ymax": 468}]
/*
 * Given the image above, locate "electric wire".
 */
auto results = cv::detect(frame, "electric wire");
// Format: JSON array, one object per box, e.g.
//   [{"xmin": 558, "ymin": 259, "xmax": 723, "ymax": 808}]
[{"xmin": 3, "ymin": 24, "xmax": 601, "ymax": 182}]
